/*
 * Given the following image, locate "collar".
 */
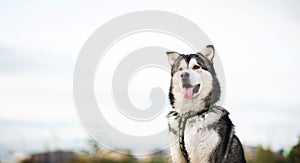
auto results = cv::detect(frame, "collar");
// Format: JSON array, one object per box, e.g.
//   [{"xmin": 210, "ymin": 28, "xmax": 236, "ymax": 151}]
[{"xmin": 178, "ymin": 103, "xmax": 217, "ymax": 162}]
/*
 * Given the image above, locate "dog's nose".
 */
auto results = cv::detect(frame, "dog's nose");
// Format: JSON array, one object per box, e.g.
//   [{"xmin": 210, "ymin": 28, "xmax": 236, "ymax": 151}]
[{"xmin": 180, "ymin": 72, "xmax": 189, "ymax": 79}]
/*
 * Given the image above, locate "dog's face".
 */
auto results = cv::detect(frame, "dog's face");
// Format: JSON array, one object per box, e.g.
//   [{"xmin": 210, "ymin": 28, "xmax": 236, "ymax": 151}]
[{"xmin": 167, "ymin": 45, "xmax": 215, "ymax": 100}]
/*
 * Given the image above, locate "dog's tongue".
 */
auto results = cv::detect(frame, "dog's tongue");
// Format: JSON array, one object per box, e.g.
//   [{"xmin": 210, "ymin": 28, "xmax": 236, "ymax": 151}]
[{"xmin": 183, "ymin": 87, "xmax": 194, "ymax": 98}]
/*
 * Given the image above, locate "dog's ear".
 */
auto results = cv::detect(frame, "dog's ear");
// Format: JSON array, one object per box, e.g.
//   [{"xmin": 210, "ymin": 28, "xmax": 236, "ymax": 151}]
[
  {"xmin": 166, "ymin": 51, "xmax": 181, "ymax": 66},
  {"xmin": 198, "ymin": 45, "xmax": 215, "ymax": 62}
]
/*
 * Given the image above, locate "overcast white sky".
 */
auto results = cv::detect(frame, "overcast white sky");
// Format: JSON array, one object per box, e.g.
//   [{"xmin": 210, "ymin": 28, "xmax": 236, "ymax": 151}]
[{"xmin": 1, "ymin": 0, "xmax": 300, "ymax": 155}]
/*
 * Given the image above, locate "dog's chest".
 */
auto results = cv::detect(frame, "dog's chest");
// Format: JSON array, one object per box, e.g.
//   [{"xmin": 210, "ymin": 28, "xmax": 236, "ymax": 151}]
[
  {"xmin": 184, "ymin": 116, "xmax": 220, "ymax": 162},
  {"xmin": 168, "ymin": 109, "xmax": 222, "ymax": 163}
]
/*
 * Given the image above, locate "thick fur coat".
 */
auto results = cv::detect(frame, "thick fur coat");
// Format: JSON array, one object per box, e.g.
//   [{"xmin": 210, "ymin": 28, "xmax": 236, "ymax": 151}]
[{"xmin": 166, "ymin": 45, "xmax": 246, "ymax": 163}]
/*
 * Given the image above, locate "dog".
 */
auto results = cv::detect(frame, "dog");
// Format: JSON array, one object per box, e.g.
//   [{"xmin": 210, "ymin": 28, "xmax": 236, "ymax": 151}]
[{"xmin": 166, "ymin": 45, "xmax": 246, "ymax": 163}]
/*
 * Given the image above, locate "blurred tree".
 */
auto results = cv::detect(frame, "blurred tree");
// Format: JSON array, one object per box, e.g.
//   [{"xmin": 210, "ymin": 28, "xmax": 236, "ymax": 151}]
[
  {"xmin": 255, "ymin": 145, "xmax": 276, "ymax": 163},
  {"xmin": 88, "ymin": 139, "xmax": 100, "ymax": 155},
  {"xmin": 286, "ymin": 136, "xmax": 300, "ymax": 163}
]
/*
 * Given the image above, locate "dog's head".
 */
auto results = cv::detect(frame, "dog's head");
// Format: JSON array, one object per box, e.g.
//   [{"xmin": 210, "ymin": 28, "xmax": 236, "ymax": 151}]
[{"xmin": 167, "ymin": 45, "xmax": 220, "ymax": 108}]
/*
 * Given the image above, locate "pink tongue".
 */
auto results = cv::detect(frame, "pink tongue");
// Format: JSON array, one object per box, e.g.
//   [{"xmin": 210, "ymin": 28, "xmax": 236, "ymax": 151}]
[{"xmin": 183, "ymin": 87, "xmax": 194, "ymax": 98}]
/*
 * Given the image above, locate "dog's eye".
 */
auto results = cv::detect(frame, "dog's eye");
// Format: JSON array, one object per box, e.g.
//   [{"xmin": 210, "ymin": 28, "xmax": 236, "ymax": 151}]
[
  {"xmin": 178, "ymin": 67, "xmax": 183, "ymax": 71},
  {"xmin": 193, "ymin": 65, "xmax": 200, "ymax": 69}
]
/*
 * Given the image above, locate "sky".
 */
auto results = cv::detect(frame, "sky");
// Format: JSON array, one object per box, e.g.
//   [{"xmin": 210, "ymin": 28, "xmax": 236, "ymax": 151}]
[{"xmin": 1, "ymin": 0, "xmax": 300, "ymax": 157}]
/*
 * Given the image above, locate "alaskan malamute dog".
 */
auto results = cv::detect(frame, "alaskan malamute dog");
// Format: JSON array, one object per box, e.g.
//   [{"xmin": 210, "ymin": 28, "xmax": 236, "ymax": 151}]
[{"xmin": 166, "ymin": 45, "xmax": 246, "ymax": 163}]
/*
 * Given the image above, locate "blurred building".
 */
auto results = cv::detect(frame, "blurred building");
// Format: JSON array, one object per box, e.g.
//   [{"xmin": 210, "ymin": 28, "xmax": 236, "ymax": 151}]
[
  {"xmin": 140, "ymin": 149, "xmax": 168, "ymax": 163},
  {"xmin": 21, "ymin": 150, "xmax": 75, "ymax": 163},
  {"xmin": 95, "ymin": 148, "xmax": 134, "ymax": 161},
  {"xmin": 243, "ymin": 145, "xmax": 257, "ymax": 159}
]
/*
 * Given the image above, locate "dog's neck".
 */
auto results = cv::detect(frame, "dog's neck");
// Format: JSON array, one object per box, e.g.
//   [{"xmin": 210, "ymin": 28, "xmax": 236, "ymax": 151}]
[{"xmin": 179, "ymin": 97, "xmax": 207, "ymax": 113}]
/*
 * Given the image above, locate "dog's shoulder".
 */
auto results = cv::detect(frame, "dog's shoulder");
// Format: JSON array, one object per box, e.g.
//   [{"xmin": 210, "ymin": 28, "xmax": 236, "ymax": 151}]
[
  {"xmin": 208, "ymin": 105, "xmax": 230, "ymax": 119},
  {"xmin": 211, "ymin": 105, "xmax": 228, "ymax": 113},
  {"xmin": 205, "ymin": 105, "xmax": 229, "ymax": 121}
]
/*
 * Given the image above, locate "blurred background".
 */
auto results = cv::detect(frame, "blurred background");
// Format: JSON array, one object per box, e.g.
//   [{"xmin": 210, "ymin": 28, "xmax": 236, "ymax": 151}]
[{"xmin": 1, "ymin": 0, "xmax": 300, "ymax": 162}]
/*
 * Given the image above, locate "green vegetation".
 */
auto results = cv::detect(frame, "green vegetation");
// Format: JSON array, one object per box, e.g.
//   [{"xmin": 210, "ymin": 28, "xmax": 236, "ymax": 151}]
[
  {"xmin": 71, "ymin": 139, "xmax": 167, "ymax": 163},
  {"xmin": 246, "ymin": 137, "xmax": 300, "ymax": 163},
  {"xmin": 21, "ymin": 136, "xmax": 300, "ymax": 163},
  {"xmin": 286, "ymin": 136, "xmax": 300, "ymax": 163}
]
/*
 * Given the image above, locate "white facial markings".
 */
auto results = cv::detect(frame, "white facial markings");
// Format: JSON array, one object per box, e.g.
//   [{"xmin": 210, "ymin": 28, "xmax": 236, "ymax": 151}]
[
  {"xmin": 171, "ymin": 57, "xmax": 214, "ymax": 110},
  {"xmin": 178, "ymin": 59, "xmax": 187, "ymax": 71},
  {"xmin": 188, "ymin": 58, "xmax": 214, "ymax": 99},
  {"xmin": 174, "ymin": 60, "xmax": 187, "ymax": 89},
  {"xmin": 197, "ymin": 69, "xmax": 213, "ymax": 99},
  {"xmin": 175, "ymin": 58, "xmax": 201, "ymax": 91},
  {"xmin": 189, "ymin": 58, "xmax": 201, "ymax": 70}
]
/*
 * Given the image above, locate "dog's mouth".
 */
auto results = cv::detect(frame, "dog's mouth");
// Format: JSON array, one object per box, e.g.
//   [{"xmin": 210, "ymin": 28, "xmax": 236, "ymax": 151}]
[{"xmin": 183, "ymin": 84, "xmax": 200, "ymax": 98}]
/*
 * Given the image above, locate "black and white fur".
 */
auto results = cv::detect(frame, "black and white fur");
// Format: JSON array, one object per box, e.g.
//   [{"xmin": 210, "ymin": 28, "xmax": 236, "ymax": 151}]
[{"xmin": 166, "ymin": 45, "xmax": 246, "ymax": 163}]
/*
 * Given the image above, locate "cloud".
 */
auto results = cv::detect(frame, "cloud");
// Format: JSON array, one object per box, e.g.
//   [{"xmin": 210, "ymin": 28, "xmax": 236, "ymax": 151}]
[{"xmin": 0, "ymin": 46, "xmax": 74, "ymax": 75}]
